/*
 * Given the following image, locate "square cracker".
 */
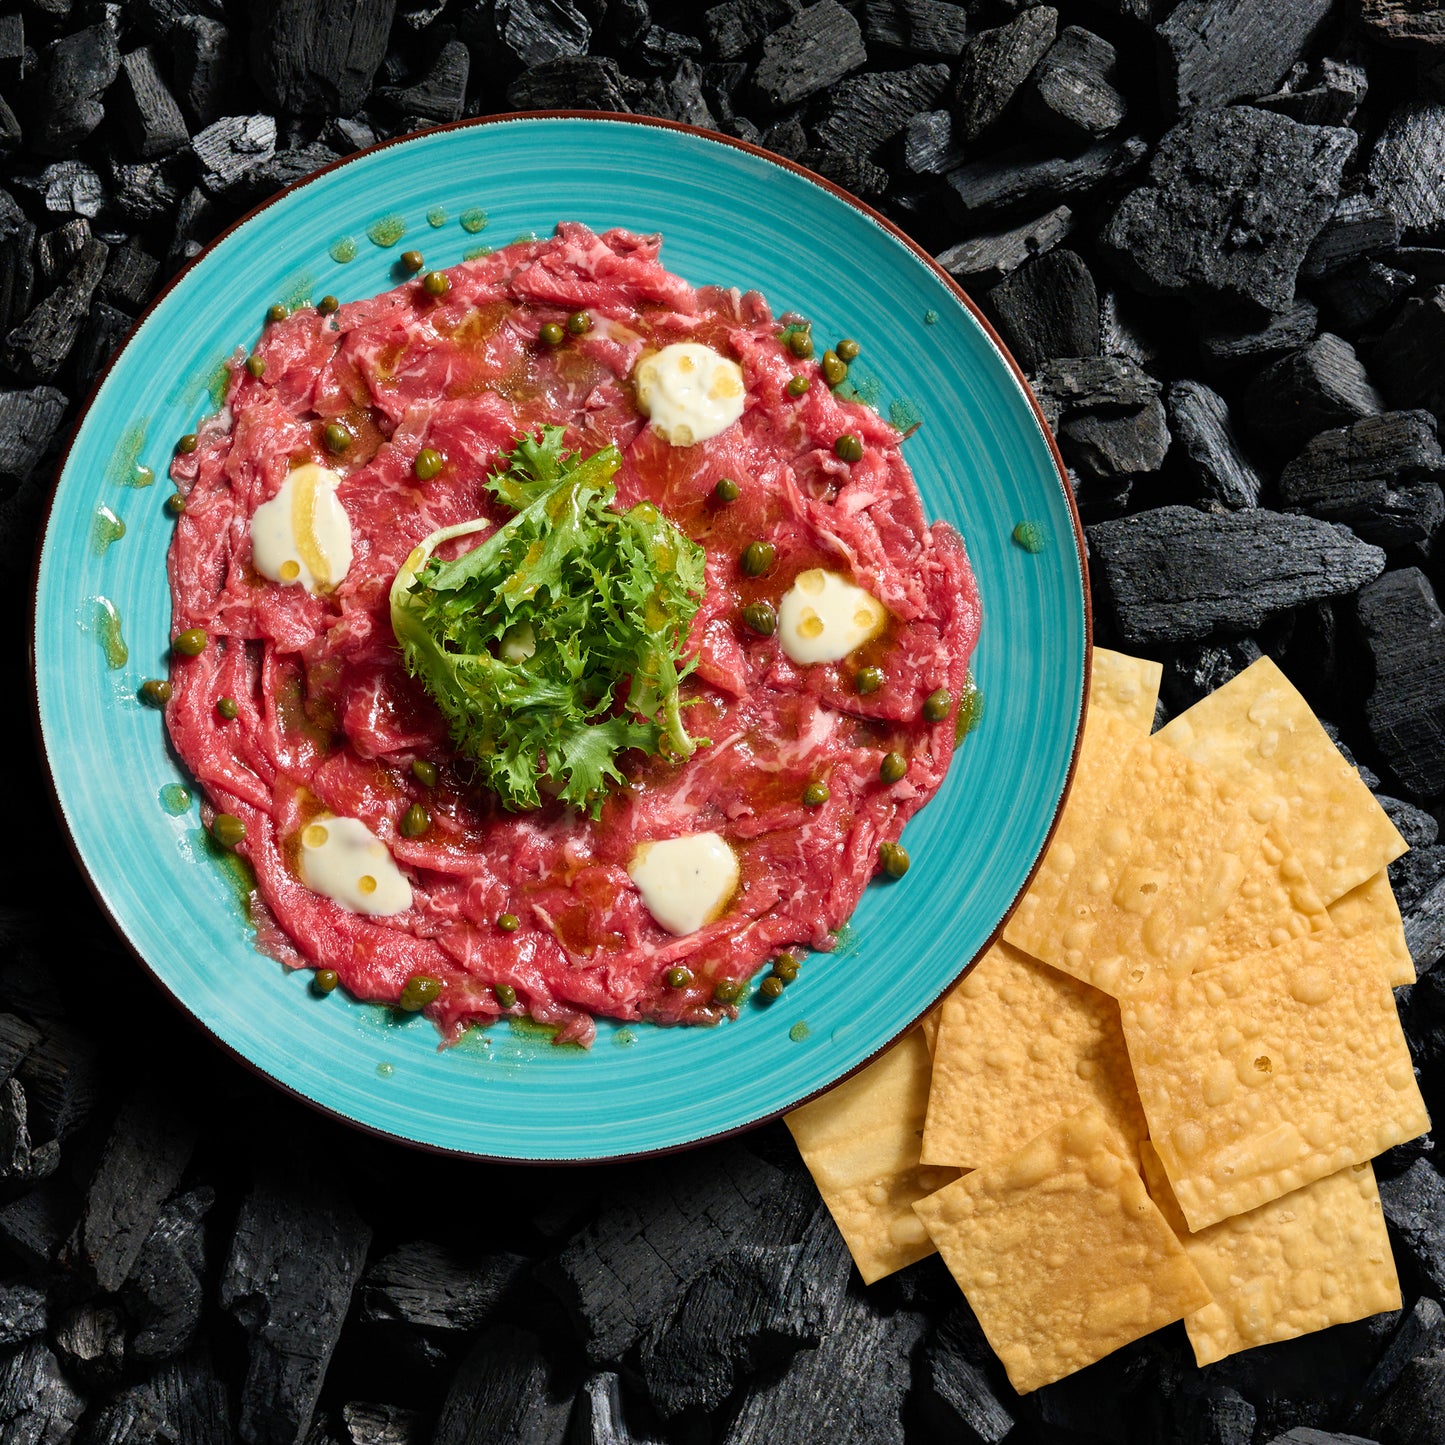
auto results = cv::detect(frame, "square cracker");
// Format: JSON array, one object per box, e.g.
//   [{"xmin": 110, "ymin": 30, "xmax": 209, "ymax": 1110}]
[
  {"xmin": 1091, "ymin": 648, "xmax": 1164, "ymax": 734},
  {"xmin": 921, "ymin": 941, "xmax": 1147, "ymax": 1170},
  {"xmin": 1154, "ymin": 656, "xmax": 1405, "ymax": 905},
  {"xmin": 1139, "ymin": 1140, "xmax": 1400, "ymax": 1366},
  {"xmin": 786, "ymin": 1031, "xmax": 961, "ymax": 1284},
  {"xmin": 913, "ymin": 1108, "xmax": 1211, "ymax": 1394},
  {"xmin": 1005, "ymin": 710, "xmax": 1272, "ymax": 998},
  {"xmin": 1120, "ymin": 932, "xmax": 1430, "ymax": 1231},
  {"xmin": 1328, "ymin": 868, "xmax": 1416, "ymax": 988}
]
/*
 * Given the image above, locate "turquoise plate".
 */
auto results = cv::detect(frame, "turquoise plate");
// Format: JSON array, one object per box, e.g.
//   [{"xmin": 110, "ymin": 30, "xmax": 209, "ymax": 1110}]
[{"xmin": 33, "ymin": 115, "xmax": 1087, "ymax": 1161}]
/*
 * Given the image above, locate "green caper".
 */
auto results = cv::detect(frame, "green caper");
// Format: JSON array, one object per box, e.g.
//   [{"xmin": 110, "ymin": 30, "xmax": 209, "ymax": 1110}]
[
  {"xmin": 922, "ymin": 687, "xmax": 952, "ymax": 723},
  {"xmin": 821, "ymin": 350, "xmax": 848, "ymax": 386},
  {"xmin": 713, "ymin": 978, "xmax": 744, "ymax": 1005},
  {"xmin": 786, "ymin": 374, "xmax": 810, "ymax": 398},
  {"xmin": 266, "ymin": 303, "xmax": 287, "ymax": 323},
  {"xmin": 400, "ymin": 249, "xmax": 425, "ymax": 273},
  {"xmin": 323, "ymin": 421, "xmax": 353, "ymax": 454},
  {"xmin": 212, "ymin": 813, "xmax": 245, "ymax": 848},
  {"xmin": 411, "ymin": 758, "xmax": 438, "ymax": 788},
  {"xmin": 855, "ymin": 666, "xmax": 884, "ymax": 695},
  {"xmin": 834, "ymin": 433, "xmax": 863, "ymax": 463},
  {"xmin": 740, "ymin": 540, "xmax": 775, "ymax": 576},
  {"xmin": 713, "ymin": 477, "xmax": 740, "ymax": 503},
  {"xmin": 497, "ymin": 913, "xmax": 520, "ymax": 933},
  {"xmin": 245, "ymin": 354, "xmax": 265, "ymax": 379},
  {"xmin": 413, "ymin": 446, "xmax": 443, "ymax": 480},
  {"xmin": 566, "ymin": 310, "xmax": 592, "ymax": 335},
  {"xmin": 666, "ymin": 965, "xmax": 694, "ymax": 989},
  {"xmin": 317, "ymin": 295, "xmax": 340, "ymax": 315},
  {"xmin": 422, "ymin": 270, "xmax": 449, "ymax": 297},
  {"xmin": 742, "ymin": 601, "xmax": 777, "ymax": 637},
  {"xmin": 786, "ymin": 328, "xmax": 813, "ymax": 359},
  {"xmin": 139, "ymin": 678, "xmax": 171, "ymax": 708},
  {"xmin": 164, "ymin": 492, "xmax": 186, "ymax": 517},
  {"xmin": 172, "ymin": 627, "xmax": 208, "ymax": 656},
  {"xmin": 313, "ymin": 968, "xmax": 339, "ymax": 994},
  {"xmin": 802, "ymin": 781, "xmax": 830, "ymax": 807},
  {"xmin": 771, "ymin": 953, "xmax": 800, "ymax": 982},
  {"xmin": 837, "ymin": 337, "xmax": 860, "ymax": 362},
  {"xmin": 176, "ymin": 433, "xmax": 199, "ymax": 454},
  {"xmin": 539, "ymin": 321, "xmax": 565, "ymax": 347},
  {"xmin": 398, "ymin": 973, "xmax": 441, "ymax": 1011},
  {"xmin": 495, "ymin": 982, "xmax": 518, "ymax": 1008},
  {"xmin": 879, "ymin": 840, "xmax": 910, "ymax": 878},
  {"xmin": 879, "ymin": 751, "xmax": 908, "ymax": 784},
  {"xmin": 758, "ymin": 975, "xmax": 785, "ymax": 1001},
  {"xmin": 400, "ymin": 803, "xmax": 429, "ymax": 838},
  {"xmin": 216, "ymin": 695, "xmax": 239, "ymax": 720}
]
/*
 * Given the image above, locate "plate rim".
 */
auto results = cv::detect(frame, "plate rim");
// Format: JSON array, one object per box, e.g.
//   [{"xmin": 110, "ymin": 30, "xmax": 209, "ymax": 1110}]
[{"xmin": 28, "ymin": 109, "xmax": 1093, "ymax": 1164}]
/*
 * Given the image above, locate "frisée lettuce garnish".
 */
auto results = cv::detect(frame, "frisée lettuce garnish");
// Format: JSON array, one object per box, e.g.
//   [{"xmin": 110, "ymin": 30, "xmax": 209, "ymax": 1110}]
[{"xmin": 388, "ymin": 426, "xmax": 707, "ymax": 816}]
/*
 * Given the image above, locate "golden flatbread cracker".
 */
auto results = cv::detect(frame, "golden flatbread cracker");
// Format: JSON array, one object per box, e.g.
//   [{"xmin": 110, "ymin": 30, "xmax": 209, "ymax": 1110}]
[
  {"xmin": 1121, "ymin": 932, "xmax": 1429, "ymax": 1231},
  {"xmin": 1091, "ymin": 648, "xmax": 1164, "ymax": 734},
  {"xmin": 921, "ymin": 940, "xmax": 1147, "ymax": 1169},
  {"xmin": 786, "ymin": 1031, "xmax": 961, "ymax": 1284},
  {"xmin": 919, "ymin": 1005, "xmax": 942, "ymax": 1056},
  {"xmin": 1329, "ymin": 868, "xmax": 1416, "ymax": 988},
  {"xmin": 1139, "ymin": 1141, "xmax": 1399, "ymax": 1366},
  {"xmin": 913, "ymin": 1108, "xmax": 1211, "ymax": 1394},
  {"xmin": 1200, "ymin": 824, "xmax": 1332, "ymax": 969},
  {"xmin": 1155, "ymin": 656, "xmax": 1406, "ymax": 905},
  {"xmin": 1006, "ymin": 712, "xmax": 1273, "ymax": 999}
]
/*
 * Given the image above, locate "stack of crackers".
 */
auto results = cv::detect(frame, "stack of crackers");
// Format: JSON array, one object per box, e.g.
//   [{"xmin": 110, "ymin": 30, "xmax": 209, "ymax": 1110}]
[{"xmin": 787, "ymin": 650, "xmax": 1427, "ymax": 1395}]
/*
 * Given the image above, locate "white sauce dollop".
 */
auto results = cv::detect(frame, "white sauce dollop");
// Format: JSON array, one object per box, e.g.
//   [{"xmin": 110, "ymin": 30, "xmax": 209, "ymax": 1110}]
[
  {"xmin": 778, "ymin": 568, "xmax": 888, "ymax": 665},
  {"xmin": 628, "ymin": 832, "xmax": 739, "ymax": 936},
  {"xmin": 251, "ymin": 462, "xmax": 353, "ymax": 594},
  {"xmin": 633, "ymin": 343, "xmax": 746, "ymax": 447},
  {"xmin": 298, "ymin": 815, "xmax": 412, "ymax": 916}
]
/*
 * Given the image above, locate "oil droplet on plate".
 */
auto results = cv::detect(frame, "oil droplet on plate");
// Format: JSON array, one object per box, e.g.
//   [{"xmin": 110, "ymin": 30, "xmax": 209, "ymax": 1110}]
[
  {"xmin": 460, "ymin": 207, "xmax": 487, "ymax": 233},
  {"xmin": 159, "ymin": 784, "xmax": 191, "ymax": 816},
  {"xmin": 1012, "ymin": 520, "xmax": 1046, "ymax": 553},
  {"xmin": 329, "ymin": 236, "xmax": 357, "ymax": 263},
  {"xmin": 367, "ymin": 215, "xmax": 406, "ymax": 248},
  {"xmin": 90, "ymin": 596, "xmax": 128, "ymax": 668},
  {"xmin": 614, "ymin": 1028, "xmax": 636, "ymax": 1048},
  {"xmin": 923, "ymin": 309, "xmax": 938, "ymax": 325},
  {"xmin": 109, "ymin": 421, "xmax": 150, "ymax": 488},
  {"xmin": 463, "ymin": 245, "xmax": 493, "ymax": 261},
  {"xmin": 376, "ymin": 1061, "xmax": 395, "ymax": 1078},
  {"xmin": 91, "ymin": 505, "xmax": 125, "ymax": 555},
  {"xmin": 956, "ymin": 669, "xmax": 984, "ymax": 742},
  {"xmin": 427, "ymin": 206, "xmax": 447, "ymax": 228},
  {"xmin": 789, "ymin": 1021, "xmax": 811, "ymax": 1043}
]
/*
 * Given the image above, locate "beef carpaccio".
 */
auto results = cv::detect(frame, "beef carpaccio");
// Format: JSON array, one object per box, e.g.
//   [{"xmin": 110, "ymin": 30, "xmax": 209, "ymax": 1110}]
[{"xmin": 165, "ymin": 224, "xmax": 982, "ymax": 1046}]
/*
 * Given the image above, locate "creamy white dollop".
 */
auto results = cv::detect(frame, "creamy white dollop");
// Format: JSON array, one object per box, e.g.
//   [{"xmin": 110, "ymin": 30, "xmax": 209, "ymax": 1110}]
[
  {"xmin": 633, "ymin": 343, "xmax": 746, "ymax": 447},
  {"xmin": 251, "ymin": 462, "xmax": 353, "ymax": 593},
  {"xmin": 627, "ymin": 832, "xmax": 739, "ymax": 936},
  {"xmin": 298, "ymin": 815, "xmax": 412, "ymax": 916},
  {"xmin": 778, "ymin": 568, "xmax": 888, "ymax": 664}
]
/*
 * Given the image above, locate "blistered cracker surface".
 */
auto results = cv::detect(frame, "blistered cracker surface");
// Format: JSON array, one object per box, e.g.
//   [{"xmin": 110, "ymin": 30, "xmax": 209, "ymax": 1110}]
[
  {"xmin": 1155, "ymin": 656, "xmax": 1406, "ymax": 906},
  {"xmin": 1328, "ymin": 868, "xmax": 1416, "ymax": 988},
  {"xmin": 919, "ymin": 1006, "xmax": 941, "ymax": 1056},
  {"xmin": 1200, "ymin": 824, "xmax": 1332, "ymax": 969},
  {"xmin": 1139, "ymin": 1141, "xmax": 1399, "ymax": 1365},
  {"xmin": 786, "ymin": 1031, "xmax": 961, "ymax": 1284},
  {"xmin": 1091, "ymin": 648, "xmax": 1164, "ymax": 734},
  {"xmin": 1120, "ymin": 933, "xmax": 1430, "ymax": 1232},
  {"xmin": 913, "ymin": 1108, "xmax": 1211, "ymax": 1395},
  {"xmin": 1008, "ymin": 715, "xmax": 1270, "ymax": 1000},
  {"xmin": 921, "ymin": 941, "xmax": 1147, "ymax": 1170}
]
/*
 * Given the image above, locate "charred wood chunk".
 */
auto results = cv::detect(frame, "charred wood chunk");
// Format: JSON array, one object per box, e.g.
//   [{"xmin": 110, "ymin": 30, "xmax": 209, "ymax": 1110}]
[
  {"xmin": 52, "ymin": 1299, "xmax": 126, "ymax": 1391},
  {"xmin": 123, "ymin": 1186, "xmax": 213, "ymax": 1363},
  {"xmin": 569, "ymin": 1372, "xmax": 659, "ymax": 1445},
  {"xmin": 172, "ymin": 16, "xmax": 236, "ymax": 128},
  {"xmin": 0, "ymin": 1340, "xmax": 85, "ymax": 1441},
  {"xmin": 431, "ymin": 1325, "xmax": 574, "ymax": 1445},
  {"xmin": 249, "ymin": 0, "xmax": 397, "ymax": 115},
  {"xmin": 1030, "ymin": 354, "xmax": 1159, "ymax": 431},
  {"xmin": 1020, "ymin": 26, "xmax": 1125, "ymax": 143},
  {"xmin": 506, "ymin": 57, "xmax": 634, "ymax": 113},
  {"xmin": 1319, "ymin": 260, "xmax": 1412, "ymax": 337},
  {"xmin": 1166, "ymin": 379, "xmax": 1263, "ymax": 509},
  {"xmin": 702, "ymin": 0, "xmax": 803, "ymax": 62},
  {"xmin": 1364, "ymin": 1350, "xmax": 1445, "ymax": 1445},
  {"xmin": 192, "ymin": 113, "xmax": 278, "ymax": 195},
  {"xmin": 1370, "ymin": 100, "xmax": 1445, "ymax": 243},
  {"xmin": 750, "ymin": 0, "xmax": 866, "ymax": 112},
  {"xmin": 99, "ymin": 243, "xmax": 159, "ymax": 312},
  {"xmin": 864, "ymin": 0, "xmax": 969, "ymax": 59},
  {"xmin": 358, "ymin": 1241, "xmax": 529, "ymax": 1332},
  {"xmin": 1380, "ymin": 1159, "xmax": 1445, "ymax": 1295},
  {"xmin": 235, "ymin": 142, "xmax": 343, "ymax": 202},
  {"xmin": 378, "ymin": 37, "xmax": 469, "ymax": 122},
  {"xmin": 1356, "ymin": 567, "xmax": 1445, "ymax": 798},
  {"xmin": 1157, "ymin": 0, "xmax": 1332, "ymax": 114},
  {"xmin": 117, "ymin": 45, "xmax": 188, "ymax": 159},
  {"xmin": 37, "ymin": 219, "xmax": 92, "ymax": 287},
  {"xmin": 0, "ymin": 95, "xmax": 18, "ymax": 154},
  {"xmin": 1099, "ymin": 107, "xmax": 1355, "ymax": 314},
  {"xmin": 1254, "ymin": 57, "xmax": 1368, "ymax": 128},
  {"xmin": 950, "ymin": 6, "xmax": 1056, "ymax": 144},
  {"xmin": 983, "ymin": 248, "xmax": 1098, "ymax": 374},
  {"xmin": 792, "ymin": 146, "xmax": 888, "ymax": 198},
  {"xmin": 139, "ymin": 1349, "xmax": 238, "ymax": 1445},
  {"xmin": 28, "ymin": 23, "xmax": 119, "ymax": 156},
  {"xmin": 0, "ymin": 1172, "xmax": 77, "ymax": 1269},
  {"xmin": 919, "ymin": 1334, "xmax": 1014, "ymax": 1443},
  {"xmin": 1059, "ymin": 396, "xmax": 1169, "ymax": 481},
  {"xmin": 1394, "ymin": 845, "xmax": 1445, "ymax": 916},
  {"xmin": 341, "ymin": 1401, "xmax": 423, "ymax": 1444},
  {"xmin": 16, "ymin": 1021, "xmax": 98, "ymax": 1144},
  {"xmin": 1360, "ymin": 0, "xmax": 1445, "ymax": 50},
  {"xmin": 902, "ymin": 109, "xmax": 964, "ymax": 176},
  {"xmin": 944, "ymin": 133, "xmax": 1147, "ymax": 221},
  {"xmin": 810, "ymin": 62, "xmax": 950, "ymax": 159},
  {"xmin": 1387, "ymin": 246, "xmax": 1445, "ymax": 283},
  {"xmin": 74, "ymin": 301, "xmax": 134, "ymax": 390},
  {"xmin": 935, "ymin": 205, "xmax": 1073, "ymax": 288},
  {"xmin": 1371, "ymin": 285, "xmax": 1445, "ymax": 422},
  {"xmin": 0, "ymin": 192, "xmax": 35, "ymax": 337},
  {"xmin": 494, "ymin": 0, "xmax": 592, "ymax": 67},
  {"xmin": 0, "ymin": 1012, "xmax": 39, "ymax": 1087},
  {"xmin": 635, "ymin": 59, "xmax": 716, "ymax": 129},
  {"xmin": 1198, "ymin": 299, "xmax": 1319, "ymax": 370},
  {"xmin": 1088, "ymin": 505, "xmax": 1385, "ymax": 648},
  {"xmin": 1406, "ymin": 877, "xmax": 1445, "ymax": 976},
  {"xmin": 108, "ymin": 157, "xmax": 184, "ymax": 226},
  {"xmin": 168, "ymin": 186, "xmax": 219, "ymax": 273},
  {"xmin": 1301, "ymin": 192, "xmax": 1401, "ymax": 280},
  {"xmin": 0, "ymin": 387, "xmax": 66, "ymax": 490},
  {"xmin": 30, "ymin": 160, "xmax": 106, "ymax": 220},
  {"xmin": 1236, "ymin": 333, "xmax": 1384, "ymax": 455},
  {"xmin": 0, "ymin": 1281, "xmax": 45, "ymax": 1348},
  {"xmin": 1380, "ymin": 795, "xmax": 1441, "ymax": 849},
  {"xmin": 0, "ymin": 14, "xmax": 22, "ymax": 74}
]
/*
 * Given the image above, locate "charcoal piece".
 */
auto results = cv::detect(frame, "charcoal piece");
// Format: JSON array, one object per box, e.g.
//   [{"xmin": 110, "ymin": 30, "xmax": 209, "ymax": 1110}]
[
  {"xmin": 950, "ymin": 6, "xmax": 1056, "ymax": 143},
  {"xmin": 0, "ymin": 386, "xmax": 67, "ymax": 488},
  {"xmin": 1020, "ymin": 25, "xmax": 1124, "ymax": 143},
  {"xmin": 1356, "ymin": 567, "xmax": 1445, "ymax": 798},
  {"xmin": 2, "ymin": 233, "xmax": 105, "ymax": 383},
  {"xmin": 29, "ymin": 23, "xmax": 119, "ymax": 155},
  {"xmin": 1099, "ymin": 107, "xmax": 1355, "ymax": 314},
  {"xmin": 494, "ymin": 0, "xmax": 591, "ymax": 65},
  {"xmin": 702, "ymin": 0, "xmax": 801, "ymax": 62},
  {"xmin": 1236, "ymin": 334, "xmax": 1384, "ymax": 454},
  {"xmin": 73, "ymin": 299, "xmax": 132, "ymax": 388},
  {"xmin": 1381, "ymin": 796, "xmax": 1441, "ymax": 848},
  {"xmin": 934, "ymin": 204, "xmax": 1072, "ymax": 288},
  {"xmin": 1320, "ymin": 261, "xmax": 1412, "ymax": 336},
  {"xmin": 168, "ymin": 186, "xmax": 217, "ymax": 273},
  {"xmin": 358, "ymin": 1242, "xmax": 528, "ymax": 1332},
  {"xmin": 1255, "ymin": 57, "xmax": 1368, "ymax": 128},
  {"xmin": 0, "ymin": 1281, "xmax": 45, "ymax": 1347},
  {"xmin": 1381, "ymin": 1160, "xmax": 1445, "ymax": 1293},
  {"xmin": 1060, "ymin": 396, "xmax": 1169, "ymax": 480},
  {"xmin": 324, "ymin": 115, "xmax": 379, "ymax": 153},
  {"xmin": 1370, "ymin": 101, "xmax": 1445, "ymax": 242},
  {"xmin": 250, "ymin": 0, "xmax": 395, "ymax": 114},
  {"xmin": 0, "ymin": 94, "xmax": 18, "ymax": 152},
  {"xmin": 810, "ymin": 62, "xmax": 950, "ymax": 159},
  {"xmin": 1199, "ymin": 299, "xmax": 1319, "ymax": 368},
  {"xmin": 1030, "ymin": 354, "xmax": 1159, "ymax": 431},
  {"xmin": 791, "ymin": 147, "xmax": 890, "ymax": 198},
  {"xmin": 1167, "ymin": 380, "xmax": 1263, "ymax": 508},
  {"xmin": 116, "ymin": 45, "xmax": 187, "ymax": 159},
  {"xmin": 105, "ymin": 158, "xmax": 181, "ymax": 226},
  {"xmin": 761, "ymin": 114, "xmax": 807, "ymax": 159},
  {"xmin": 172, "ymin": 16, "xmax": 235, "ymax": 127},
  {"xmin": 99, "ymin": 244, "xmax": 159, "ymax": 312},
  {"xmin": 0, "ymin": 1340, "xmax": 85, "ymax": 1442},
  {"xmin": 34, "ymin": 161, "xmax": 104, "ymax": 220},
  {"xmin": 636, "ymin": 26, "xmax": 703, "ymax": 74},
  {"xmin": 37, "ymin": 219, "xmax": 91, "ymax": 287},
  {"xmin": 129, "ymin": 0, "xmax": 226, "ymax": 37},
  {"xmin": 506, "ymin": 56, "xmax": 633, "ymax": 112},
  {"xmin": 1263, "ymin": 1433, "xmax": 1385, "ymax": 1445},
  {"xmin": 902, "ymin": 110, "xmax": 963, "ymax": 176},
  {"xmin": 400, "ymin": 0, "xmax": 447, "ymax": 28},
  {"xmin": 0, "ymin": 209, "xmax": 36, "ymax": 338},
  {"xmin": 342, "ymin": 1401, "xmax": 422, "ymax": 1445},
  {"xmin": 1361, "ymin": 0, "xmax": 1445, "ymax": 49},
  {"xmin": 1088, "ymin": 506, "xmax": 1385, "ymax": 648},
  {"xmin": 77, "ymin": 1387, "xmax": 169, "ymax": 1445},
  {"xmin": 123, "ymin": 1187, "xmax": 213, "ymax": 1362},
  {"xmin": 0, "ymin": 1172, "xmax": 77, "ymax": 1268},
  {"xmin": 52, "ymin": 1300, "xmax": 125, "ymax": 1390},
  {"xmin": 1408, "ymin": 879, "xmax": 1445, "ymax": 976},
  {"xmin": 943, "ymin": 133, "xmax": 1147, "ymax": 220},
  {"xmin": 221, "ymin": 1155, "xmax": 371, "ymax": 1445},
  {"xmin": 864, "ymin": 0, "xmax": 969, "ymax": 58},
  {"xmin": 1302, "ymin": 193, "xmax": 1402, "ymax": 280},
  {"xmin": 1367, "ymin": 1352, "xmax": 1445, "ymax": 1445},
  {"xmin": 749, "ymin": 0, "xmax": 867, "ymax": 112},
  {"xmin": 983, "ymin": 248, "xmax": 1098, "ymax": 373},
  {"xmin": 139, "ymin": 1349, "xmax": 237, "ymax": 1445},
  {"xmin": 920, "ymin": 1330, "xmax": 1014, "ymax": 1442},
  {"xmin": 1180, "ymin": 1385, "xmax": 1256, "ymax": 1445},
  {"xmin": 236, "ymin": 143, "xmax": 342, "ymax": 201},
  {"xmin": 1394, "ymin": 846, "xmax": 1445, "ymax": 914},
  {"xmin": 636, "ymin": 59, "xmax": 715, "ymax": 128},
  {"xmin": 568, "ymin": 1373, "xmax": 661, "ymax": 1445},
  {"xmin": 375, "ymin": 37, "xmax": 469, "ymax": 123},
  {"xmin": 1157, "ymin": 0, "xmax": 1331, "ymax": 114},
  {"xmin": 192, "ymin": 113, "xmax": 278, "ymax": 195},
  {"xmin": 1371, "ymin": 286, "xmax": 1445, "ymax": 421},
  {"xmin": 0, "ymin": 14, "xmax": 22, "ymax": 74},
  {"xmin": 600, "ymin": 0, "xmax": 651, "ymax": 53},
  {"xmin": 431, "ymin": 1326, "xmax": 573, "ymax": 1445}
]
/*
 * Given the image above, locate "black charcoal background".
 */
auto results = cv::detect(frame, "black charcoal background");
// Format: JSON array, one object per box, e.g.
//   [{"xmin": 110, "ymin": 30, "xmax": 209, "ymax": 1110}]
[{"xmin": 2, "ymin": 0, "xmax": 1445, "ymax": 1441}]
